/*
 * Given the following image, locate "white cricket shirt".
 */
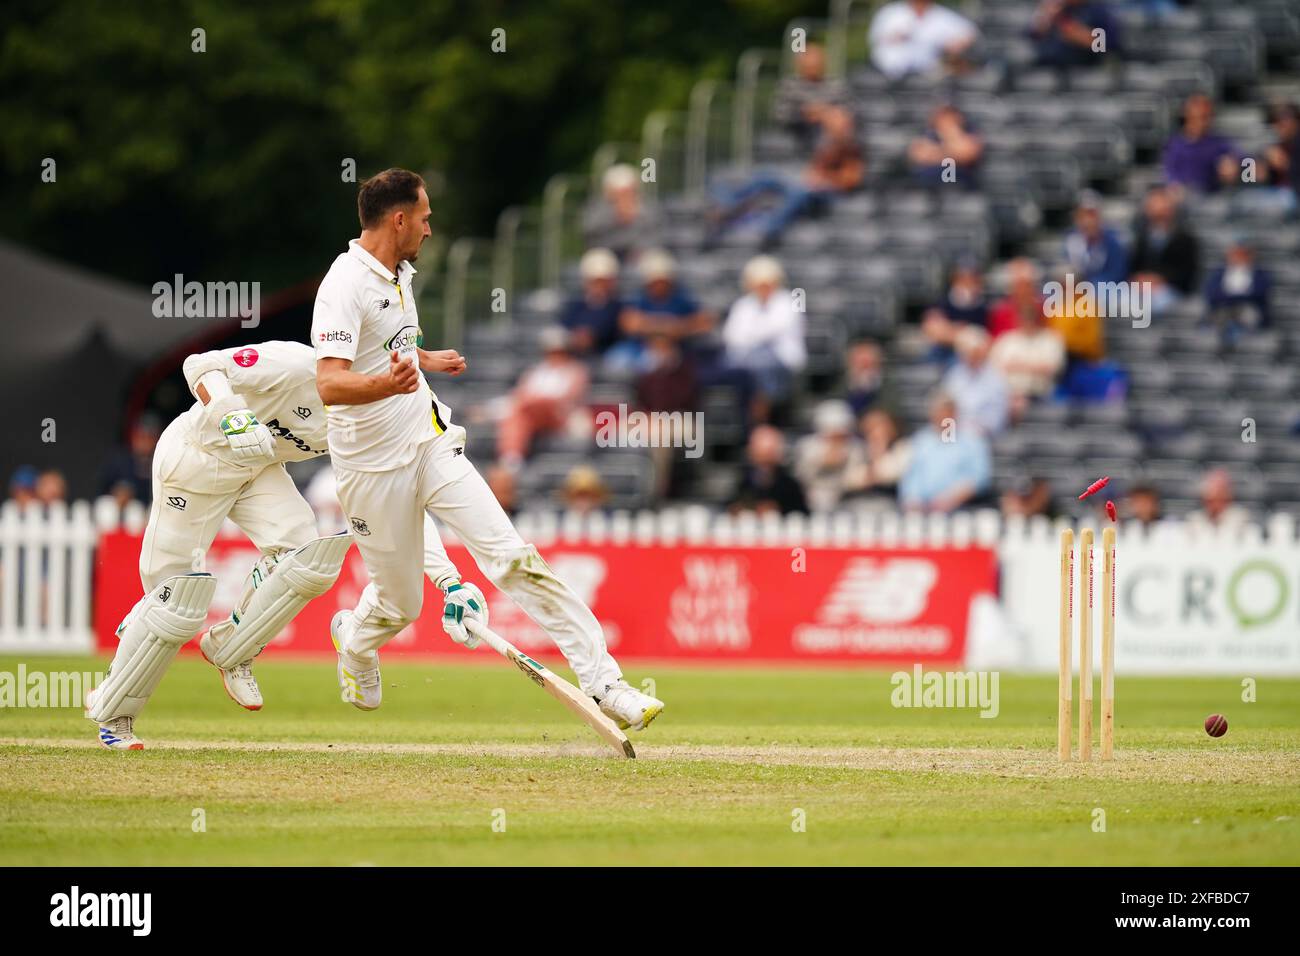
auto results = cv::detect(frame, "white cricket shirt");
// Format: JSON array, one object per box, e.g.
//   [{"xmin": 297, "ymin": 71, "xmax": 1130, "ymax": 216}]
[
  {"xmin": 311, "ymin": 239, "xmax": 452, "ymax": 471},
  {"xmin": 180, "ymin": 340, "xmax": 329, "ymax": 465}
]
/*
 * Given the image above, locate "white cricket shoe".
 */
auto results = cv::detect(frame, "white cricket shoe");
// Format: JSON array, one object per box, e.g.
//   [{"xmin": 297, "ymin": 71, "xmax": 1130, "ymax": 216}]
[
  {"xmin": 84, "ymin": 687, "xmax": 145, "ymax": 750},
  {"xmin": 597, "ymin": 680, "xmax": 664, "ymax": 731},
  {"xmin": 199, "ymin": 631, "xmax": 263, "ymax": 711},
  {"xmin": 331, "ymin": 610, "xmax": 381, "ymax": 711}
]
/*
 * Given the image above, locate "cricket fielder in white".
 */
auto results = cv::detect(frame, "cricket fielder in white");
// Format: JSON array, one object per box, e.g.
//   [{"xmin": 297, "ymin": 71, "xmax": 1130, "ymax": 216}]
[
  {"xmin": 85, "ymin": 340, "xmax": 354, "ymax": 749},
  {"xmin": 314, "ymin": 167, "xmax": 664, "ymax": 730}
]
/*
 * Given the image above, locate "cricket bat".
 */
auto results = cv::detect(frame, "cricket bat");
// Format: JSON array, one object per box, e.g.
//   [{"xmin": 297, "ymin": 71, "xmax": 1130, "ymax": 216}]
[{"xmin": 465, "ymin": 618, "xmax": 635, "ymax": 759}]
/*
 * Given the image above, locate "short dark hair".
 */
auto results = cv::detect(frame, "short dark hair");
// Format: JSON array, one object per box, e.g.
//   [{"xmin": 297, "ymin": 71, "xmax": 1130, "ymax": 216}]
[{"xmin": 357, "ymin": 168, "xmax": 425, "ymax": 229}]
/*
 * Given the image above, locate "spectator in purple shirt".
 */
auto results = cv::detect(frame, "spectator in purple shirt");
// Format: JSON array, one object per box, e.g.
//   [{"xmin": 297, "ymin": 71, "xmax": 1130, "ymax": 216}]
[{"xmin": 1162, "ymin": 94, "xmax": 1239, "ymax": 196}]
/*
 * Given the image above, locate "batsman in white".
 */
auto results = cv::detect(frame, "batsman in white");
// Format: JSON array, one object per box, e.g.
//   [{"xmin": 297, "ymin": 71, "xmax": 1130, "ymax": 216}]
[
  {"xmin": 314, "ymin": 167, "xmax": 664, "ymax": 732},
  {"xmin": 85, "ymin": 340, "xmax": 354, "ymax": 749}
]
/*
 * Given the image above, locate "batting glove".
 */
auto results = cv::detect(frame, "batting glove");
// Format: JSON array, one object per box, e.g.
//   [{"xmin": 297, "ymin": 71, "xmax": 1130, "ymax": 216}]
[
  {"xmin": 442, "ymin": 582, "xmax": 487, "ymax": 649},
  {"xmin": 219, "ymin": 408, "xmax": 276, "ymax": 463}
]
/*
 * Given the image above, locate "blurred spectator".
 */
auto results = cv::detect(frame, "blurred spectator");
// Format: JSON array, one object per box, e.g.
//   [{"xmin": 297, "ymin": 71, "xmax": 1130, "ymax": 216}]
[
  {"xmin": 636, "ymin": 333, "xmax": 700, "ymax": 500},
  {"xmin": 99, "ymin": 415, "xmax": 160, "ymax": 505},
  {"xmin": 1249, "ymin": 101, "xmax": 1300, "ymax": 217},
  {"xmin": 729, "ymin": 425, "xmax": 808, "ymax": 515},
  {"xmin": 1189, "ymin": 469, "xmax": 1250, "ymax": 530},
  {"xmin": 561, "ymin": 466, "xmax": 609, "ymax": 516},
  {"xmin": 908, "ymin": 103, "xmax": 983, "ymax": 188},
  {"xmin": 921, "ymin": 258, "xmax": 990, "ymax": 360},
  {"xmin": 794, "ymin": 400, "xmax": 868, "ymax": 512},
  {"xmin": 941, "ymin": 326, "xmax": 1010, "ymax": 435},
  {"xmin": 845, "ymin": 408, "xmax": 913, "ymax": 502},
  {"xmin": 583, "ymin": 164, "xmax": 662, "ymax": 264},
  {"xmin": 1064, "ymin": 191, "xmax": 1128, "ymax": 286},
  {"xmin": 771, "ymin": 42, "xmax": 846, "ymax": 148},
  {"xmin": 899, "ymin": 393, "xmax": 992, "ymax": 513},
  {"xmin": 844, "ymin": 340, "xmax": 888, "ymax": 416},
  {"xmin": 1031, "ymin": 0, "xmax": 1120, "ymax": 68},
  {"xmin": 990, "ymin": 300, "xmax": 1066, "ymax": 416},
  {"xmin": 1162, "ymin": 94, "xmax": 1239, "ymax": 196},
  {"xmin": 34, "ymin": 469, "xmax": 68, "ymax": 506},
  {"xmin": 612, "ymin": 250, "xmax": 715, "ymax": 372},
  {"xmin": 986, "ymin": 258, "xmax": 1045, "ymax": 338},
  {"xmin": 1125, "ymin": 483, "xmax": 1162, "ymax": 526},
  {"xmin": 869, "ymin": 0, "xmax": 979, "ymax": 81},
  {"xmin": 1204, "ymin": 236, "xmax": 1272, "ymax": 338},
  {"xmin": 1130, "ymin": 184, "xmax": 1200, "ymax": 313},
  {"xmin": 1000, "ymin": 476, "xmax": 1054, "ymax": 518},
  {"xmin": 486, "ymin": 465, "xmax": 519, "ymax": 518},
  {"xmin": 722, "ymin": 256, "xmax": 806, "ymax": 420},
  {"xmin": 497, "ymin": 327, "xmax": 589, "ymax": 469},
  {"xmin": 7, "ymin": 465, "xmax": 38, "ymax": 509},
  {"xmin": 706, "ymin": 106, "xmax": 863, "ymax": 248},
  {"xmin": 562, "ymin": 248, "xmax": 625, "ymax": 357},
  {"xmin": 1045, "ymin": 274, "xmax": 1105, "ymax": 363}
]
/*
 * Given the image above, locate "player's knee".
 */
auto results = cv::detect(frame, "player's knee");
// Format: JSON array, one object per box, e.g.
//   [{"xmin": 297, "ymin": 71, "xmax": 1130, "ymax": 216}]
[{"xmin": 484, "ymin": 544, "xmax": 552, "ymax": 590}]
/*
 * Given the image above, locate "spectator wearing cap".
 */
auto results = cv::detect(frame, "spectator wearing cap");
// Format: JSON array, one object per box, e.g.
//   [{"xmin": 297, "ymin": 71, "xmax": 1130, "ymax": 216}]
[
  {"xmin": 771, "ymin": 42, "xmax": 847, "ymax": 149},
  {"xmin": 794, "ymin": 400, "xmax": 868, "ymax": 512},
  {"xmin": 1204, "ymin": 236, "xmax": 1272, "ymax": 339},
  {"xmin": 729, "ymin": 425, "xmax": 808, "ymax": 515},
  {"xmin": 99, "ymin": 415, "xmax": 160, "ymax": 505},
  {"xmin": 611, "ymin": 249, "xmax": 716, "ymax": 373},
  {"xmin": 908, "ymin": 104, "xmax": 984, "ymax": 188},
  {"xmin": 921, "ymin": 259, "xmax": 991, "ymax": 362},
  {"xmin": 722, "ymin": 255, "xmax": 806, "ymax": 421},
  {"xmin": 899, "ymin": 393, "xmax": 992, "ymax": 513},
  {"xmin": 869, "ymin": 0, "xmax": 979, "ymax": 81},
  {"xmin": 562, "ymin": 248, "xmax": 626, "ymax": 359},
  {"xmin": 561, "ymin": 466, "xmax": 610, "ymax": 516},
  {"xmin": 1001, "ymin": 476, "xmax": 1055, "ymax": 518},
  {"xmin": 497, "ymin": 327, "xmax": 589, "ymax": 469},
  {"xmin": 7, "ymin": 465, "xmax": 38, "ymax": 509},
  {"xmin": 1124, "ymin": 483, "xmax": 1162, "ymax": 526},
  {"xmin": 706, "ymin": 106, "xmax": 863, "ymax": 249},
  {"xmin": 1189, "ymin": 469, "xmax": 1250, "ymax": 531},
  {"xmin": 583, "ymin": 164, "xmax": 663, "ymax": 264},
  {"xmin": 636, "ymin": 333, "xmax": 700, "ymax": 500},
  {"xmin": 1130, "ymin": 184, "xmax": 1200, "ymax": 314},
  {"xmin": 1030, "ymin": 0, "xmax": 1121, "ymax": 68},
  {"xmin": 845, "ymin": 408, "xmax": 913, "ymax": 502},
  {"xmin": 990, "ymin": 298, "xmax": 1066, "ymax": 417},
  {"xmin": 844, "ymin": 340, "xmax": 890, "ymax": 416},
  {"xmin": 1162, "ymin": 94, "xmax": 1239, "ymax": 197},
  {"xmin": 941, "ymin": 326, "xmax": 1010, "ymax": 436},
  {"xmin": 986, "ymin": 257, "xmax": 1046, "ymax": 339},
  {"xmin": 1064, "ymin": 191, "xmax": 1128, "ymax": 286}
]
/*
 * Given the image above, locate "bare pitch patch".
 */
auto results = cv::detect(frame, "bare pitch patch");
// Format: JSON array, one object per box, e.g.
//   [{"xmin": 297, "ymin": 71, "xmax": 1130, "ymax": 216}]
[{"xmin": 2, "ymin": 737, "xmax": 1295, "ymax": 783}]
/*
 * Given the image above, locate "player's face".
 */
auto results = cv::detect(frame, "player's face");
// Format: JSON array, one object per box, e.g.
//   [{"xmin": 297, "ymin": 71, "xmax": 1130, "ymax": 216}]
[{"xmin": 399, "ymin": 188, "xmax": 433, "ymax": 261}]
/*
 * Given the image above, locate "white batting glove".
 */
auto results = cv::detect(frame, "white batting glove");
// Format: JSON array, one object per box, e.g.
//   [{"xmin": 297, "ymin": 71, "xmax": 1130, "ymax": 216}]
[
  {"xmin": 441, "ymin": 582, "xmax": 487, "ymax": 649},
  {"xmin": 219, "ymin": 408, "xmax": 275, "ymax": 463}
]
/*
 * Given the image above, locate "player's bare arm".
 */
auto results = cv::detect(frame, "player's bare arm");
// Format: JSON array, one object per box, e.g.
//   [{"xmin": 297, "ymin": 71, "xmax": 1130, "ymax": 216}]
[
  {"xmin": 417, "ymin": 348, "xmax": 467, "ymax": 375},
  {"xmin": 316, "ymin": 351, "xmax": 420, "ymax": 405}
]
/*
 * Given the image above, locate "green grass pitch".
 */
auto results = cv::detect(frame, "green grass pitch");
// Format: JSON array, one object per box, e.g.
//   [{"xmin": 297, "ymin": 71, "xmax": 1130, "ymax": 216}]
[{"xmin": 1, "ymin": 655, "xmax": 1297, "ymax": 865}]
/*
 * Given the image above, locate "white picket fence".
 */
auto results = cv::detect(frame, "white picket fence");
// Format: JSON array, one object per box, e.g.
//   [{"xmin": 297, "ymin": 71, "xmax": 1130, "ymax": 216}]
[{"xmin": 2, "ymin": 497, "xmax": 1297, "ymax": 655}]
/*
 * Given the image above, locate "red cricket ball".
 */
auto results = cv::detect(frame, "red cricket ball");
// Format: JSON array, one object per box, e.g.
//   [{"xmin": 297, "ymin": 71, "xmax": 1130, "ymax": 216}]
[{"xmin": 1204, "ymin": 714, "xmax": 1228, "ymax": 737}]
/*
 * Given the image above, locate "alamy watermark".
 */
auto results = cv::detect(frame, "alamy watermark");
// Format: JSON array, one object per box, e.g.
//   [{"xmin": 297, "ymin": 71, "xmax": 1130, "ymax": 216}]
[
  {"xmin": 152, "ymin": 274, "xmax": 260, "ymax": 328},
  {"xmin": 890, "ymin": 664, "xmax": 1000, "ymax": 718},
  {"xmin": 1044, "ymin": 274, "xmax": 1152, "ymax": 329},
  {"xmin": 594, "ymin": 403, "xmax": 704, "ymax": 459},
  {"xmin": 0, "ymin": 665, "xmax": 104, "ymax": 708}
]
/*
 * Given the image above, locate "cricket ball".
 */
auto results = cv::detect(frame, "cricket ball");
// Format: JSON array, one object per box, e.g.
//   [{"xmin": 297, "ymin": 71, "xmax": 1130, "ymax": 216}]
[{"xmin": 1204, "ymin": 713, "xmax": 1228, "ymax": 738}]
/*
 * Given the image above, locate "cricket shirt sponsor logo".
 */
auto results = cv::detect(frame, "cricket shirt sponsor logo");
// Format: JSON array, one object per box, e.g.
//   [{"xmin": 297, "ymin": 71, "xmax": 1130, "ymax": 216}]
[
  {"xmin": 264, "ymin": 417, "xmax": 325, "ymax": 456},
  {"xmin": 452, "ymin": 446, "xmax": 464, "ymax": 457},
  {"xmin": 378, "ymin": 298, "xmax": 391, "ymax": 310},
  {"xmin": 49, "ymin": 885, "xmax": 152, "ymax": 936},
  {"xmin": 383, "ymin": 325, "xmax": 421, "ymax": 352},
  {"xmin": 166, "ymin": 495, "xmax": 187, "ymax": 511},
  {"xmin": 350, "ymin": 517, "xmax": 371, "ymax": 536},
  {"xmin": 233, "ymin": 347, "xmax": 259, "ymax": 367},
  {"xmin": 318, "ymin": 330, "xmax": 353, "ymax": 344}
]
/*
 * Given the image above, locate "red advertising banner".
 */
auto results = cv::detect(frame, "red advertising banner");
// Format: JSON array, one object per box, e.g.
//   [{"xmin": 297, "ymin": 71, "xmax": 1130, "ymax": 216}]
[{"xmin": 94, "ymin": 532, "xmax": 997, "ymax": 664}]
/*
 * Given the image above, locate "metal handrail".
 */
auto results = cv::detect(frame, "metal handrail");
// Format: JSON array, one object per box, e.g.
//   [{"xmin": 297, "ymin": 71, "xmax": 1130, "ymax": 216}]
[
  {"xmin": 443, "ymin": 237, "xmax": 479, "ymax": 351},
  {"xmin": 733, "ymin": 48, "xmax": 778, "ymax": 171},
  {"xmin": 541, "ymin": 173, "xmax": 585, "ymax": 290},
  {"xmin": 686, "ymin": 78, "xmax": 724, "ymax": 195}
]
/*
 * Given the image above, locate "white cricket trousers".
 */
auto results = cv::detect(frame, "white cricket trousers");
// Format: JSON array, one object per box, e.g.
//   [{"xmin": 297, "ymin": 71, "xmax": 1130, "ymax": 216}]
[
  {"xmin": 332, "ymin": 426, "xmax": 622, "ymax": 696},
  {"xmin": 140, "ymin": 417, "xmax": 319, "ymax": 589}
]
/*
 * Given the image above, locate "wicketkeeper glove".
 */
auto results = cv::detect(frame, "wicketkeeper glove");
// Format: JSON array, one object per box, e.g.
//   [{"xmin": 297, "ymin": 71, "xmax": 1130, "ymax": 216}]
[{"xmin": 442, "ymin": 582, "xmax": 487, "ymax": 650}]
